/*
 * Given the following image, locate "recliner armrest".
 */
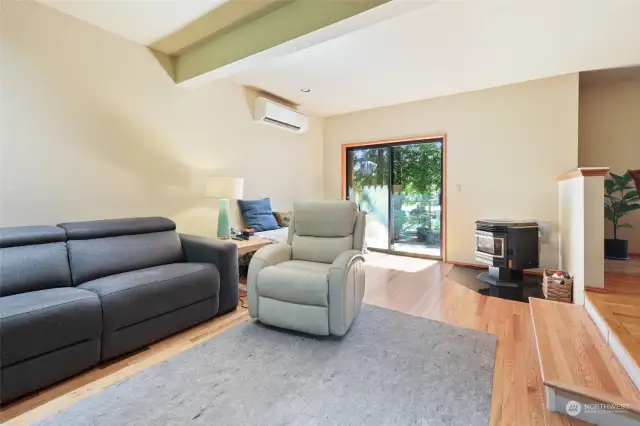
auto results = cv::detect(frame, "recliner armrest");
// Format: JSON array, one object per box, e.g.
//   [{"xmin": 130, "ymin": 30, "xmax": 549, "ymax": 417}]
[
  {"xmin": 247, "ymin": 243, "xmax": 292, "ymax": 317},
  {"xmin": 179, "ymin": 234, "xmax": 239, "ymax": 315},
  {"xmin": 328, "ymin": 249, "xmax": 366, "ymax": 336},
  {"xmin": 331, "ymin": 250, "xmax": 365, "ymax": 275}
]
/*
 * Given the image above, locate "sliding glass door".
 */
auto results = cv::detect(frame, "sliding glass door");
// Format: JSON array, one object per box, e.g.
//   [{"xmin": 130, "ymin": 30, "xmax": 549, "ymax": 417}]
[
  {"xmin": 346, "ymin": 146, "xmax": 389, "ymax": 250},
  {"xmin": 345, "ymin": 139, "xmax": 443, "ymax": 259}
]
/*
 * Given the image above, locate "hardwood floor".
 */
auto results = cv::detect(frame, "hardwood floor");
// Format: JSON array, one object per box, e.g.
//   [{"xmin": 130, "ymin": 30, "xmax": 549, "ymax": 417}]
[
  {"xmin": 604, "ymin": 257, "xmax": 640, "ymax": 295},
  {"xmin": 2, "ymin": 253, "xmax": 587, "ymax": 425},
  {"xmin": 600, "ymin": 258, "xmax": 640, "ymax": 364},
  {"xmin": 584, "ymin": 257, "xmax": 640, "ymax": 388},
  {"xmin": 586, "ymin": 291, "xmax": 640, "ymax": 371},
  {"xmin": 605, "ymin": 257, "xmax": 640, "ymax": 276}
]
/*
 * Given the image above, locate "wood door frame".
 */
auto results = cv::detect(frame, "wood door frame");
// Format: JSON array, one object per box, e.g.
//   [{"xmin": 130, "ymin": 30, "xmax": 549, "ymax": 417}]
[{"xmin": 341, "ymin": 134, "xmax": 447, "ymax": 262}]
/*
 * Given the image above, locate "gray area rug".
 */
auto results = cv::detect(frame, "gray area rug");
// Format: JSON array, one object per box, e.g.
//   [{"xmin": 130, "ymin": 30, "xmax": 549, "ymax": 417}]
[{"xmin": 38, "ymin": 305, "xmax": 497, "ymax": 426}]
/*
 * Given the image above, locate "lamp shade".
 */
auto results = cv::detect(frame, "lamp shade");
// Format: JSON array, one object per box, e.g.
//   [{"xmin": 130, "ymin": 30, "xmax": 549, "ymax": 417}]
[{"xmin": 205, "ymin": 177, "xmax": 244, "ymax": 200}]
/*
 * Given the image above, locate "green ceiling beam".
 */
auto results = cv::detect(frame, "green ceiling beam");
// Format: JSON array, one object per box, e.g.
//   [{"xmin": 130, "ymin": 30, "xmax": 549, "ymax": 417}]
[
  {"xmin": 174, "ymin": 0, "xmax": 389, "ymax": 84},
  {"xmin": 149, "ymin": 49, "xmax": 176, "ymax": 81}
]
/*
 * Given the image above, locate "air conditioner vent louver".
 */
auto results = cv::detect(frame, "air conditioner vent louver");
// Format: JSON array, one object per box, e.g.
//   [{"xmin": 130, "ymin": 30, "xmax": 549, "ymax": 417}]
[
  {"xmin": 263, "ymin": 116, "xmax": 301, "ymax": 131},
  {"xmin": 254, "ymin": 97, "xmax": 308, "ymax": 133}
]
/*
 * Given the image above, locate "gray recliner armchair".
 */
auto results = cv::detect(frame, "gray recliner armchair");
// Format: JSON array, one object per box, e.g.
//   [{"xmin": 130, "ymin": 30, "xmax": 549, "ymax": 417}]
[{"xmin": 248, "ymin": 201, "xmax": 366, "ymax": 336}]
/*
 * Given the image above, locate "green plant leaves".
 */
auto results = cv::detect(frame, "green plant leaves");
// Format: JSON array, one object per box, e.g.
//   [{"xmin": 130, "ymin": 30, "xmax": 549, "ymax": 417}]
[
  {"xmin": 606, "ymin": 172, "xmax": 635, "ymax": 190},
  {"xmin": 604, "ymin": 171, "xmax": 640, "ymax": 225},
  {"xmin": 618, "ymin": 203, "xmax": 640, "ymax": 214},
  {"xmin": 609, "ymin": 172, "xmax": 623, "ymax": 181},
  {"xmin": 617, "ymin": 223, "xmax": 634, "ymax": 229},
  {"xmin": 604, "ymin": 179, "xmax": 616, "ymax": 195},
  {"xmin": 609, "ymin": 172, "xmax": 632, "ymax": 186},
  {"xmin": 604, "ymin": 205, "xmax": 616, "ymax": 221}
]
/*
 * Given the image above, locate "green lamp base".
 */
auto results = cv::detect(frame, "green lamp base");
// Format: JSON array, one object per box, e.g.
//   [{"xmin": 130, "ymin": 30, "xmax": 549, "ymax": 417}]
[{"xmin": 217, "ymin": 199, "xmax": 231, "ymax": 239}]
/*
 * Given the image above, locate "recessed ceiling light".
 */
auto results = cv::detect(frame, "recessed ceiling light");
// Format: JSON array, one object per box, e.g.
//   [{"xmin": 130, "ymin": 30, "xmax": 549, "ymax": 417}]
[{"xmin": 301, "ymin": 88, "xmax": 311, "ymax": 93}]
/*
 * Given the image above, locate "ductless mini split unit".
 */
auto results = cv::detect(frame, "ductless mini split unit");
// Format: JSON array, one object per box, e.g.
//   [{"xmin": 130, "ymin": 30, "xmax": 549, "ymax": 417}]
[{"xmin": 254, "ymin": 97, "xmax": 308, "ymax": 133}]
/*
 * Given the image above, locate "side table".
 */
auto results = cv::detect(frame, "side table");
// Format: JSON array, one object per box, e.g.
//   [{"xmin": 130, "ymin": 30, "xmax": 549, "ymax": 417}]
[
  {"xmin": 226, "ymin": 237, "xmax": 272, "ymax": 293},
  {"xmin": 231, "ymin": 237, "xmax": 273, "ymax": 257}
]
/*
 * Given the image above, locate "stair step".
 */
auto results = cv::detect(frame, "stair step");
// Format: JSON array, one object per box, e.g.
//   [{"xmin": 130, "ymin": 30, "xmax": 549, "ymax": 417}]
[
  {"xmin": 529, "ymin": 297, "xmax": 640, "ymax": 423},
  {"xmin": 585, "ymin": 291, "xmax": 640, "ymax": 390}
]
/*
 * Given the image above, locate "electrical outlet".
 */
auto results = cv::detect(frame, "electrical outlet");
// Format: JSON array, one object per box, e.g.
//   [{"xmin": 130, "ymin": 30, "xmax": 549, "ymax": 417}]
[{"xmin": 537, "ymin": 221, "xmax": 551, "ymax": 244}]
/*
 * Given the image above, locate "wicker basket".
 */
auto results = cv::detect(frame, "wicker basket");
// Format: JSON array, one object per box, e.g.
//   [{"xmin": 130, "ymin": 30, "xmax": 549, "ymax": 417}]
[{"xmin": 542, "ymin": 269, "xmax": 573, "ymax": 303}]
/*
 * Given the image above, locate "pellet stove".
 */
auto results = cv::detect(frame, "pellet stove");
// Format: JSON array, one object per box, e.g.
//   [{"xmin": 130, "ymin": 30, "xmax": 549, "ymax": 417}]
[{"xmin": 475, "ymin": 220, "xmax": 540, "ymax": 301}]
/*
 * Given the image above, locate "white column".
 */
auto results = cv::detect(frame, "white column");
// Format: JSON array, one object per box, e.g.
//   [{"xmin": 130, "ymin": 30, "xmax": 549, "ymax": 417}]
[{"xmin": 558, "ymin": 167, "xmax": 608, "ymax": 305}]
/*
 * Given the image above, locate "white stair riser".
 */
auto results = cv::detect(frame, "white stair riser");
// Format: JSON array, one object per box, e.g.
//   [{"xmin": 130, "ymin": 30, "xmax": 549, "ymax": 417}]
[{"xmin": 546, "ymin": 386, "xmax": 640, "ymax": 426}]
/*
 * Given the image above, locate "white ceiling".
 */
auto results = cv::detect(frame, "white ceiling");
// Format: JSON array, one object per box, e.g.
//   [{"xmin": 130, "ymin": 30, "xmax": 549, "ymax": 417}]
[
  {"xmin": 38, "ymin": 0, "xmax": 229, "ymax": 45},
  {"xmin": 37, "ymin": 0, "xmax": 640, "ymax": 117},
  {"xmin": 232, "ymin": 0, "xmax": 640, "ymax": 116}
]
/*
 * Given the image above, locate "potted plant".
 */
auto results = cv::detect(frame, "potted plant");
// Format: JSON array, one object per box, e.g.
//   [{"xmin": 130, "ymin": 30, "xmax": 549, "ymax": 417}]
[{"xmin": 604, "ymin": 171, "xmax": 640, "ymax": 259}]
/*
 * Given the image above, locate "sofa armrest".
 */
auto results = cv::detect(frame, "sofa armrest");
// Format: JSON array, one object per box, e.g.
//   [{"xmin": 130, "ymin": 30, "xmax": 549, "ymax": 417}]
[
  {"xmin": 328, "ymin": 249, "xmax": 365, "ymax": 336},
  {"xmin": 247, "ymin": 243, "xmax": 292, "ymax": 317},
  {"xmin": 179, "ymin": 234, "xmax": 239, "ymax": 315}
]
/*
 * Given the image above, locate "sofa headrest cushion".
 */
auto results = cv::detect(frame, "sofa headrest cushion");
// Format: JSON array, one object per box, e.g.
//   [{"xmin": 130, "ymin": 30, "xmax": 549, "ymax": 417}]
[
  {"xmin": 58, "ymin": 217, "xmax": 176, "ymax": 240},
  {"xmin": 293, "ymin": 201, "xmax": 357, "ymax": 238},
  {"xmin": 0, "ymin": 226, "xmax": 66, "ymax": 248}
]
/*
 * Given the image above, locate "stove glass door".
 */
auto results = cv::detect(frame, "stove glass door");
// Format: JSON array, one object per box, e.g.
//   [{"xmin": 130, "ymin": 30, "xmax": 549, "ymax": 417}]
[{"xmin": 476, "ymin": 232, "xmax": 504, "ymax": 258}]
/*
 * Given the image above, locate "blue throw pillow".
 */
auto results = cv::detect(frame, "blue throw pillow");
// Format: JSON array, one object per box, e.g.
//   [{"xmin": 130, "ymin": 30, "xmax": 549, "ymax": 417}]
[{"xmin": 237, "ymin": 198, "xmax": 280, "ymax": 232}]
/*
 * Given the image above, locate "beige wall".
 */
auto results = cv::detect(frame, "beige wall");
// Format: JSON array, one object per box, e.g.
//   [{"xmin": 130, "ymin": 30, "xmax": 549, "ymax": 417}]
[
  {"xmin": 579, "ymin": 78, "xmax": 640, "ymax": 253},
  {"xmin": 324, "ymin": 75, "xmax": 580, "ymax": 266},
  {"xmin": 0, "ymin": 0, "xmax": 323, "ymax": 235}
]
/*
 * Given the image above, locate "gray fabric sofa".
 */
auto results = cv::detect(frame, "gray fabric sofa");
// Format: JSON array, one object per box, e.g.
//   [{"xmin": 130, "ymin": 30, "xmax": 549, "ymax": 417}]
[
  {"xmin": 247, "ymin": 201, "xmax": 366, "ymax": 336},
  {"xmin": 0, "ymin": 217, "xmax": 238, "ymax": 403}
]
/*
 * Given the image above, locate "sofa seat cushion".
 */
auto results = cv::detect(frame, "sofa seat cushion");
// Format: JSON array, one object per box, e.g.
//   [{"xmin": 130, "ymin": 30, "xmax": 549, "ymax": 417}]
[
  {"xmin": 78, "ymin": 263, "xmax": 220, "ymax": 332},
  {"xmin": 257, "ymin": 261, "xmax": 331, "ymax": 307},
  {"xmin": 0, "ymin": 288, "xmax": 101, "ymax": 367}
]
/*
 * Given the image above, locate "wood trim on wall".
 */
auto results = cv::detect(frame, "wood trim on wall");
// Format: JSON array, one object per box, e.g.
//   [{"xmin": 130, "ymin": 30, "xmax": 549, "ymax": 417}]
[
  {"xmin": 584, "ymin": 286, "xmax": 607, "ymax": 294},
  {"xmin": 340, "ymin": 134, "xmax": 448, "ymax": 261},
  {"xmin": 442, "ymin": 135, "xmax": 447, "ymax": 262},
  {"xmin": 557, "ymin": 167, "xmax": 610, "ymax": 181}
]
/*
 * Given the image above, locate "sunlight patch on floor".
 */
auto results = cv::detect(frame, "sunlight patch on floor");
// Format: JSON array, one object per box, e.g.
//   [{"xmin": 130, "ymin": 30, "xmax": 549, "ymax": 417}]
[
  {"xmin": 364, "ymin": 252, "xmax": 438, "ymax": 272},
  {"xmin": 392, "ymin": 243, "xmax": 440, "ymax": 257}
]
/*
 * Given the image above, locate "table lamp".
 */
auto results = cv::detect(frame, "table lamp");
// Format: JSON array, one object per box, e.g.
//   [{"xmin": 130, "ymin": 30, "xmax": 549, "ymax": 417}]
[{"xmin": 205, "ymin": 177, "xmax": 244, "ymax": 239}]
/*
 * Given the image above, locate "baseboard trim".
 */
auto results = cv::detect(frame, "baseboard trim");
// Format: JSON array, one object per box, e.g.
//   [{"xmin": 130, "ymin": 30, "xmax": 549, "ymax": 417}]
[
  {"xmin": 585, "ymin": 286, "xmax": 607, "ymax": 293},
  {"xmin": 448, "ymin": 261, "xmax": 543, "ymax": 277}
]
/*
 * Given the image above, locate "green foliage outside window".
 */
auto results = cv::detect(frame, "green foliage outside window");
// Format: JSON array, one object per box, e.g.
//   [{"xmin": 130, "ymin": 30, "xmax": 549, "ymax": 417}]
[
  {"xmin": 349, "ymin": 143, "xmax": 442, "ymax": 195},
  {"xmin": 349, "ymin": 143, "xmax": 442, "ymax": 242}
]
